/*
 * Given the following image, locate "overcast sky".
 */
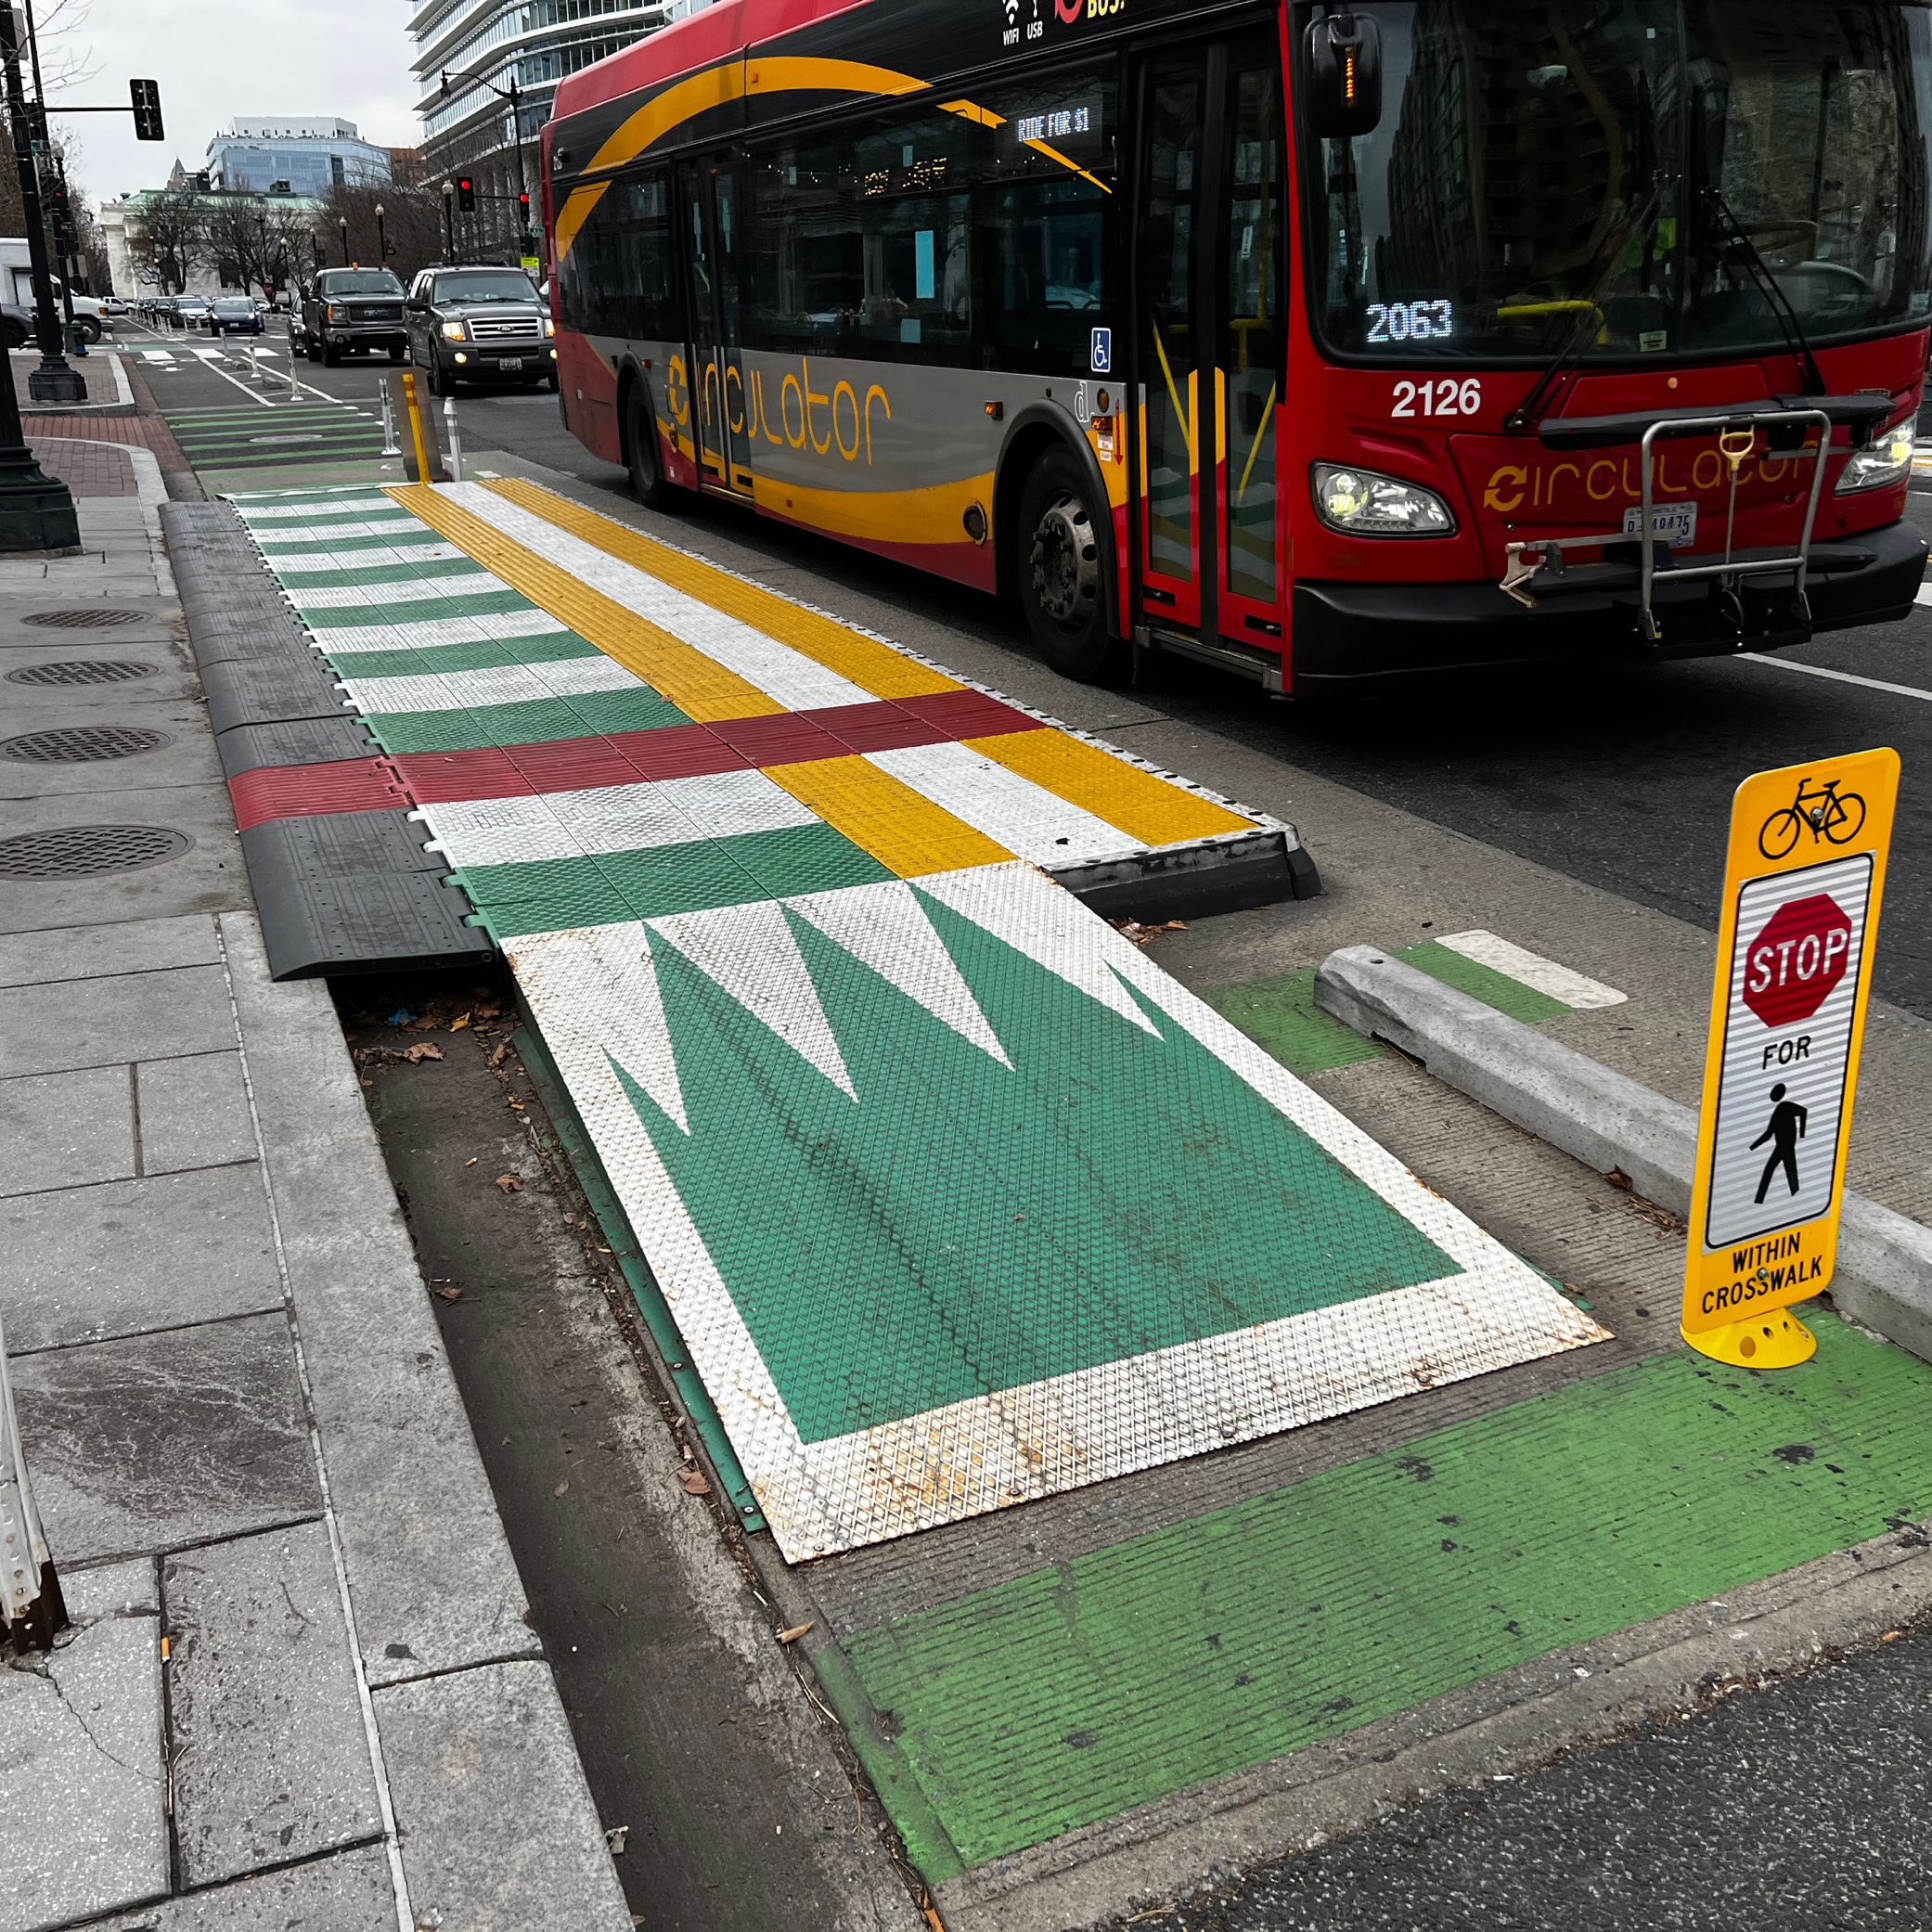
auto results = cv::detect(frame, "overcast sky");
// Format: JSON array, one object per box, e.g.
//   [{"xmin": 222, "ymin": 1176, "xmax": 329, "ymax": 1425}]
[{"xmin": 40, "ymin": 0, "xmax": 421, "ymax": 204}]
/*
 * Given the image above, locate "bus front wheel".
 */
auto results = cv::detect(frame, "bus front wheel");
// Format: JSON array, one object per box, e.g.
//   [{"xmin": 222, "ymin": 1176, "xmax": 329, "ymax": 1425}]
[
  {"xmin": 1017, "ymin": 448, "xmax": 1119, "ymax": 681},
  {"xmin": 624, "ymin": 381, "xmax": 675, "ymax": 512}
]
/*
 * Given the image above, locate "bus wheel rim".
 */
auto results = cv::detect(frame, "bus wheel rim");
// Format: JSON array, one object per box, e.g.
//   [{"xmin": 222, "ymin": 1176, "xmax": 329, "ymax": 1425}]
[{"xmin": 1030, "ymin": 491, "xmax": 1097, "ymax": 625}]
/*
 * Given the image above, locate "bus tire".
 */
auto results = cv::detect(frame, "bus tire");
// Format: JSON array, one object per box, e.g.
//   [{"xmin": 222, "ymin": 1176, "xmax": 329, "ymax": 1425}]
[
  {"xmin": 624, "ymin": 379, "xmax": 675, "ymax": 512},
  {"xmin": 1016, "ymin": 446, "xmax": 1121, "ymax": 681}
]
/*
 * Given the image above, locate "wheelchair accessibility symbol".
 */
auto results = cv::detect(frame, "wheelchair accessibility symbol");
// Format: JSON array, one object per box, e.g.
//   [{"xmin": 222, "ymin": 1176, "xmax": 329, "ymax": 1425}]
[{"xmin": 1089, "ymin": 326, "xmax": 1112, "ymax": 374}]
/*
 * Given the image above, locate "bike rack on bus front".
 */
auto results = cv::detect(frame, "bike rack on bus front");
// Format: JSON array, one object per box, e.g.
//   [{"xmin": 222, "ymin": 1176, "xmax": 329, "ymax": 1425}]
[{"xmin": 1501, "ymin": 405, "xmax": 1836, "ymax": 647}]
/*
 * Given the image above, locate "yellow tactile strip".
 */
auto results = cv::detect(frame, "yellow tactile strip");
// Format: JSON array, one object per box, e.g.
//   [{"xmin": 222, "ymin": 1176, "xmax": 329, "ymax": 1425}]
[
  {"xmin": 386, "ymin": 483, "xmax": 783, "ymax": 722},
  {"xmin": 766, "ymin": 755, "xmax": 1013, "ymax": 878},
  {"xmin": 484, "ymin": 476, "xmax": 961, "ymax": 702},
  {"xmin": 968, "ymin": 728, "xmax": 1255, "ymax": 846}
]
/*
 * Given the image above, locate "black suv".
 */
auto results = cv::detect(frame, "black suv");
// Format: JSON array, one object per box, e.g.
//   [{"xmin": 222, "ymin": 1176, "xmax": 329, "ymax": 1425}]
[
  {"xmin": 406, "ymin": 265, "xmax": 556, "ymax": 395},
  {"xmin": 293, "ymin": 267, "xmax": 407, "ymax": 366}
]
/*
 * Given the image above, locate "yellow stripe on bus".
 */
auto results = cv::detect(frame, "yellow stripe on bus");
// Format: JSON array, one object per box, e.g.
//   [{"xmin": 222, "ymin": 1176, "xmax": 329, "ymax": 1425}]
[
  {"xmin": 557, "ymin": 63, "xmax": 749, "ymax": 259},
  {"xmin": 483, "ymin": 477, "xmax": 962, "ymax": 701},
  {"xmin": 963, "ymin": 729, "xmax": 1258, "ymax": 844},
  {"xmin": 385, "ymin": 484, "xmax": 782, "ymax": 721},
  {"xmin": 763, "ymin": 754, "xmax": 1012, "ymax": 877},
  {"xmin": 558, "ymin": 58, "xmax": 928, "ymax": 260}
]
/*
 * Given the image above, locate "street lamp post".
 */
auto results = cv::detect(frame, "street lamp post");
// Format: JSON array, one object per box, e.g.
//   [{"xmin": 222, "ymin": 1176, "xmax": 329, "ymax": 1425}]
[
  {"xmin": 375, "ymin": 202, "xmax": 388, "ymax": 264},
  {"xmin": 0, "ymin": 3, "xmax": 84, "ymax": 404},
  {"xmin": 338, "ymin": 214, "xmax": 350, "ymax": 266},
  {"xmin": 442, "ymin": 179, "xmax": 456, "ymax": 264}
]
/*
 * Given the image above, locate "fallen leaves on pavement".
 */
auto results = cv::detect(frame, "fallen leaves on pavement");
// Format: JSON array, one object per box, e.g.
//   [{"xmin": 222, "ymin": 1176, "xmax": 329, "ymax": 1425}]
[
  {"xmin": 676, "ymin": 1469, "xmax": 712, "ymax": 1496},
  {"xmin": 495, "ymin": 1173, "xmax": 522, "ymax": 1194}
]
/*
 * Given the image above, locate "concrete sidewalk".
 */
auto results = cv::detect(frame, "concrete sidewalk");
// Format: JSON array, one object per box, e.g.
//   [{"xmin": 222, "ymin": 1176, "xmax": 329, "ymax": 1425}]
[{"xmin": 0, "ymin": 484, "xmax": 628, "ymax": 1926}]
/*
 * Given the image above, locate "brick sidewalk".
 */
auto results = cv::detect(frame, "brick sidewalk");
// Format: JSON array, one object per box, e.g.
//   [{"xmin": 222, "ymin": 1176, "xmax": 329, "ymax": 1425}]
[{"xmin": 26, "ymin": 435, "xmax": 137, "ymax": 496}]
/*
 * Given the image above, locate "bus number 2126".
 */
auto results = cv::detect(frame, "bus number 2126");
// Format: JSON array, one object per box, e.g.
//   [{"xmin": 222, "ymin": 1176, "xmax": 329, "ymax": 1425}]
[{"xmin": 1393, "ymin": 378, "xmax": 1482, "ymax": 418}]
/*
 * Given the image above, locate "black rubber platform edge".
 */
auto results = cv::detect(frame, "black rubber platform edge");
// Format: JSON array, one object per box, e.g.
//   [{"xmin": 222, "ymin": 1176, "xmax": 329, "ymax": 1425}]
[
  {"xmin": 166, "ymin": 499, "xmax": 495, "ymax": 981},
  {"xmin": 215, "ymin": 716, "xmax": 383, "ymax": 782},
  {"xmin": 1050, "ymin": 826, "xmax": 1321, "ymax": 924},
  {"xmin": 239, "ymin": 812, "xmax": 492, "ymax": 979}
]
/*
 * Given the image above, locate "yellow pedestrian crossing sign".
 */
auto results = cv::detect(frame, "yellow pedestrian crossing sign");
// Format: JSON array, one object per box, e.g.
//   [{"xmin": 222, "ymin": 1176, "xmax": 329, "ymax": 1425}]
[{"xmin": 1681, "ymin": 747, "xmax": 1899, "ymax": 1368}]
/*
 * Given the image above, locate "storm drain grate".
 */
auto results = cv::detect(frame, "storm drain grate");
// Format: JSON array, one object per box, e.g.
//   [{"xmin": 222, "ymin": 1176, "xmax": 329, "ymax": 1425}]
[
  {"xmin": 1, "ymin": 726, "xmax": 172, "ymax": 763},
  {"xmin": 0, "ymin": 825, "xmax": 191, "ymax": 878},
  {"xmin": 6, "ymin": 660, "xmax": 158, "ymax": 687},
  {"xmin": 19, "ymin": 609, "xmax": 149, "ymax": 629}
]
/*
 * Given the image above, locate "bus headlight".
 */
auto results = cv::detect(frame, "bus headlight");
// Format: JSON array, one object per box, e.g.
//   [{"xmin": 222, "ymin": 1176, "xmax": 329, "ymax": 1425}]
[
  {"xmin": 1312, "ymin": 463, "xmax": 1455, "ymax": 535},
  {"xmin": 1835, "ymin": 427, "xmax": 1914, "ymax": 495}
]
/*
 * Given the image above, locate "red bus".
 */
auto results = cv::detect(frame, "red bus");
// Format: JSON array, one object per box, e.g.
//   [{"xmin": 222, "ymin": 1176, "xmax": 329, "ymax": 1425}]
[{"xmin": 543, "ymin": 2, "xmax": 1932, "ymax": 690}]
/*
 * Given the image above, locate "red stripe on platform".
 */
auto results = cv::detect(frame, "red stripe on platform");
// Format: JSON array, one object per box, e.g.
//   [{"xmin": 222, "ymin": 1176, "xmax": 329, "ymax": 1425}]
[
  {"xmin": 238, "ymin": 693, "xmax": 1048, "ymax": 823},
  {"xmin": 228, "ymin": 757, "xmax": 413, "ymax": 831}
]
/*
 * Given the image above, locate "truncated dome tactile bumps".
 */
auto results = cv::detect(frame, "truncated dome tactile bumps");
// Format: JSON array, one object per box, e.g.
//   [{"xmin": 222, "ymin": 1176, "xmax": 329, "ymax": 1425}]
[{"xmin": 225, "ymin": 480, "xmax": 1609, "ymax": 1556}]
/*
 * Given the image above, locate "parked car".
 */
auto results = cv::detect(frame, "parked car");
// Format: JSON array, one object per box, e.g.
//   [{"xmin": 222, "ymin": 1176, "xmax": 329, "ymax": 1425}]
[
  {"xmin": 204, "ymin": 296, "xmax": 263, "ymax": 336},
  {"xmin": 174, "ymin": 295, "xmax": 212, "ymax": 330},
  {"xmin": 99, "ymin": 295, "xmax": 129, "ymax": 317},
  {"xmin": 406, "ymin": 264, "xmax": 557, "ymax": 394},
  {"xmin": 2, "ymin": 301, "xmax": 30, "ymax": 348},
  {"xmin": 292, "ymin": 267, "xmax": 407, "ymax": 366},
  {"xmin": 147, "ymin": 295, "xmax": 176, "ymax": 328}
]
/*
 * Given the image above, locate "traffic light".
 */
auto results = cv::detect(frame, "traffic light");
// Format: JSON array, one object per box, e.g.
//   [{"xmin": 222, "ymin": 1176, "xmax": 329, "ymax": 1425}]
[
  {"xmin": 130, "ymin": 77, "xmax": 163, "ymax": 142},
  {"xmin": 517, "ymin": 190, "xmax": 531, "ymax": 228},
  {"xmin": 457, "ymin": 175, "xmax": 475, "ymax": 212}
]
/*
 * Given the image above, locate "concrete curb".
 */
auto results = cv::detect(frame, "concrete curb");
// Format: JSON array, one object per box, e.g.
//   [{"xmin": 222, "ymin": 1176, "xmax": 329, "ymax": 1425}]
[{"xmin": 1313, "ymin": 945, "xmax": 1932, "ymax": 1361}]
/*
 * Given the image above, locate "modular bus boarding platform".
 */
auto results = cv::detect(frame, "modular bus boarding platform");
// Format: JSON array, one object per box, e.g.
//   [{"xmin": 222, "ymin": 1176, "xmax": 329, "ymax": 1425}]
[{"xmin": 177, "ymin": 474, "xmax": 1607, "ymax": 1564}]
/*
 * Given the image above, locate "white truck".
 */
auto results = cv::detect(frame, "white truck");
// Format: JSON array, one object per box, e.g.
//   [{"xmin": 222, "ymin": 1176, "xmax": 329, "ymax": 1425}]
[{"xmin": 1, "ymin": 238, "xmax": 109, "ymax": 340}]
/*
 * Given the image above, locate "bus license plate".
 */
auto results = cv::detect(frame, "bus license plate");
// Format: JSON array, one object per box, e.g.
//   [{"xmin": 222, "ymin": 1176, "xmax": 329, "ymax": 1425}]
[
  {"xmin": 1623, "ymin": 502, "xmax": 1697, "ymax": 548},
  {"xmin": 498, "ymin": 357, "xmax": 523, "ymax": 372}
]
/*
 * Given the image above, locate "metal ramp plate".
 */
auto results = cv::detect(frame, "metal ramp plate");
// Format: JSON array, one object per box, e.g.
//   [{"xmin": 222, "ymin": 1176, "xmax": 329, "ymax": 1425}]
[{"xmin": 226, "ymin": 481, "xmax": 1608, "ymax": 1557}]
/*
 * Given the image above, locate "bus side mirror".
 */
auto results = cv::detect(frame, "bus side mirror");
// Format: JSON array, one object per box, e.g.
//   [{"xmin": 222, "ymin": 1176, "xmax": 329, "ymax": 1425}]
[{"xmin": 1305, "ymin": 10, "xmax": 1383, "ymax": 139}]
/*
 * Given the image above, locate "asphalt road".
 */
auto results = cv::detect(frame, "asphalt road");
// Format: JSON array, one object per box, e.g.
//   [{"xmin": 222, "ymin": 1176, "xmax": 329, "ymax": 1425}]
[
  {"xmin": 1127, "ymin": 1627, "xmax": 1932, "ymax": 1932},
  {"xmin": 144, "ymin": 317, "xmax": 1931, "ymax": 1020}
]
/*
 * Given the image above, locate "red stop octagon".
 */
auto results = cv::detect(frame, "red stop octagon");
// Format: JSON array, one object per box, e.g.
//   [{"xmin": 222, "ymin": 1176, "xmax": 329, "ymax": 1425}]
[{"xmin": 1743, "ymin": 893, "xmax": 1853, "ymax": 1027}]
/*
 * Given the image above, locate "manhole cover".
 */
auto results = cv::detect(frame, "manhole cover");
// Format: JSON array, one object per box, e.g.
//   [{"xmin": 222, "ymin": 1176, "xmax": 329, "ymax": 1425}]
[
  {"xmin": 19, "ymin": 609, "xmax": 149, "ymax": 630},
  {"xmin": 1, "ymin": 726, "xmax": 173, "ymax": 763},
  {"xmin": 0, "ymin": 825, "xmax": 192, "ymax": 879},
  {"xmin": 6, "ymin": 660, "xmax": 158, "ymax": 687}
]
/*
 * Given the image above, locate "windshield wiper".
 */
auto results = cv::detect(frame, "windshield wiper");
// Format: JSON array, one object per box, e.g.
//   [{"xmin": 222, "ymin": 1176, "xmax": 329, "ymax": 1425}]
[
  {"xmin": 1504, "ymin": 185, "xmax": 1665, "ymax": 434},
  {"xmin": 1698, "ymin": 185, "xmax": 1827, "ymax": 397}
]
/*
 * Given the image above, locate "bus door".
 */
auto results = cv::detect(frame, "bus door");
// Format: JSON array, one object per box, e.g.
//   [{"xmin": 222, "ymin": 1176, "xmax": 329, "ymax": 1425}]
[
  {"xmin": 679, "ymin": 160, "xmax": 754, "ymax": 498},
  {"xmin": 1130, "ymin": 31, "xmax": 1284, "ymax": 651}
]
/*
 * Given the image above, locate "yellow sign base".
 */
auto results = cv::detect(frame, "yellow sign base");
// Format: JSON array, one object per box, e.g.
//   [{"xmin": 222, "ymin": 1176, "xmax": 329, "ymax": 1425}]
[{"xmin": 1681, "ymin": 1308, "xmax": 1817, "ymax": 1369}]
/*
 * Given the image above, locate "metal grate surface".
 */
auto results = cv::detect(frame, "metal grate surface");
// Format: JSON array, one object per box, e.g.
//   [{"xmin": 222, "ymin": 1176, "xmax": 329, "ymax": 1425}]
[
  {"xmin": 0, "ymin": 825, "xmax": 191, "ymax": 878},
  {"xmin": 19, "ymin": 609, "xmax": 149, "ymax": 629},
  {"xmin": 1, "ymin": 726, "xmax": 172, "ymax": 763},
  {"xmin": 5, "ymin": 660, "xmax": 158, "ymax": 687}
]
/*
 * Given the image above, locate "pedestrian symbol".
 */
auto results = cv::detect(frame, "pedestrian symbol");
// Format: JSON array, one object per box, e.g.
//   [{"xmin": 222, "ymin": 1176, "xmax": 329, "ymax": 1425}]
[
  {"xmin": 1750, "ymin": 1084, "xmax": 1806, "ymax": 1204},
  {"xmin": 1681, "ymin": 748, "xmax": 1899, "ymax": 1369}
]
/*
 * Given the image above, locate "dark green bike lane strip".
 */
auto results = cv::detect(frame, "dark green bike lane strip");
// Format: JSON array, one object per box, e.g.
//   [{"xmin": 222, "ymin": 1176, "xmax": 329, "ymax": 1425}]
[{"xmin": 822, "ymin": 1312, "xmax": 1932, "ymax": 1880}]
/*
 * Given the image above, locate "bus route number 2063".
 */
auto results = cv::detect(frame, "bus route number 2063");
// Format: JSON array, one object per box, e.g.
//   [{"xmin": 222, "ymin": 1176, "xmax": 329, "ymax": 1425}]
[{"xmin": 1393, "ymin": 377, "xmax": 1482, "ymax": 418}]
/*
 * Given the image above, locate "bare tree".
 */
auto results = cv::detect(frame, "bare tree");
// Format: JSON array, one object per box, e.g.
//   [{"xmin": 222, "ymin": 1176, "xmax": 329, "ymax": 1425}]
[
  {"xmin": 204, "ymin": 193, "xmax": 321, "ymax": 297},
  {"xmin": 126, "ymin": 187, "xmax": 209, "ymax": 293},
  {"xmin": 318, "ymin": 178, "xmax": 446, "ymax": 284}
]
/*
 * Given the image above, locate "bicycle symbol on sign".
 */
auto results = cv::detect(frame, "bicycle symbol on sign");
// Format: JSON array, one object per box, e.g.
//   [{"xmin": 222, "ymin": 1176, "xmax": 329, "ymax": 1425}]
[{"xmin": 1758, "ymin": 775, "xmax": 1867, "ymax": 861}]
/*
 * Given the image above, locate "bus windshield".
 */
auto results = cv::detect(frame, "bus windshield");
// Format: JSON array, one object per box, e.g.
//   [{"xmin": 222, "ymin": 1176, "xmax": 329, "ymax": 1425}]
[{"xmin": 1305, "ymin": 0, "xmax": 1932, "ymax": 363}]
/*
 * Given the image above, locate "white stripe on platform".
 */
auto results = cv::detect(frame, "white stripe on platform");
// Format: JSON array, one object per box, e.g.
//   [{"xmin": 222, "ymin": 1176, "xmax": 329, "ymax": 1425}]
[
  {"xmin": 236, "ymin": 496, "xmax": 404, "ymax": 519},
  {"xmin": 341, "ymin": 652, "xmax": 643, "ymax": 715},
  {"xmin": 867, "ymin": 740, "xmax": 1141, "ymax": 865},
  {"xmin": 287, "ymin": 568, "xmax": 506, "ymax": 609},
  {"xmin": 268, "ymin": 542, "xmax": 468, "ymax": 573},
  {"xmin": 1736, "ymin": 653, "xmax": 1932, "ymax": 704},
  {"xmin": 440, "ymin": 482, "xmax": 873, "ymax": 712},
  {"xmin": 1435, "ymin": 931, "xmax": 1627, "ymax": 1010},
  {"xmin": 308, "ymin": 609, "xmax": 576, "ymax": 655},
  {"xmin": 423, "ymin": 767, "xmax": 818, "ymax": 868}
]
